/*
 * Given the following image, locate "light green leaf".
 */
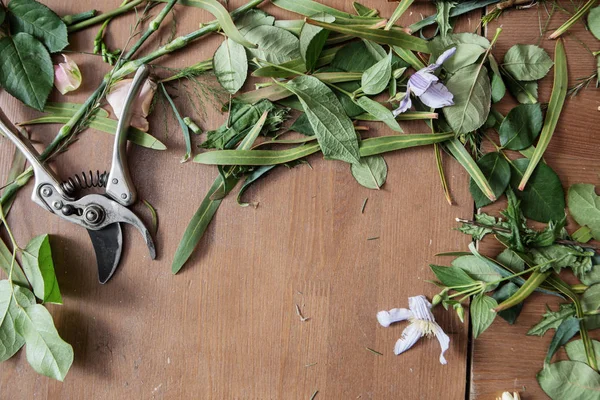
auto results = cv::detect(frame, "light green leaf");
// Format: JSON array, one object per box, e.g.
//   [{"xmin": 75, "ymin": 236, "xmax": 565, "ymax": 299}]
[
  {"xmin": 361, "ymin": 51, "xmax": 392, "ymax": 95},
  {"xmin": 440, "ymin": 43, "xmax": 485, "ymax": 73},
  {"xmin": 8, "ymin": 0, "xmax": 68, "ymax": 52},
  {"xmin": 353, "ymin": 2, "xmax": 377, "ymax": 17},
  {"xmin": 509, "ymin": 158, "xmax": 565, "ymax": 223},
  {"xmin": 191, "ymin": 0, "xmax": 256, "ymax": 48},
  {"xmin": 528, "ymin": 304, "xmax": 575, "ymax": 336},
  {"xmin": 21, "ymin": 234, "xmax": 61, "ymax": 304},
  {"xmin": 504, "ymin": 72, "xmax": 538, "ymax": 104},
  {"xmin": 582, "ymin": 283, "xmax": 600, "ymax": 312},
  {"xmin": 274, "ymin": 19, "xmax": 304, "ymax": 36},
  {"xmin": 279, "ymin": 75, "xmax": 360, "ymax": 164},
  {"xmin": 429, "ymin": 265, "xmax": 477, "ymax": 288},
  {"xmin": 245, "ymin": 25, "xmax": 301, "ymax": 64},
  {"xmin": 568, "ymin": 184, "xmax": 600, "ymax": 240},
  {"xmin": 350, "ymin": 155, "xmax": 387, "ymax": 189},
  {"xmin": 566, "ymin": 339, "xmax": 600, "ymax": 365},
  {"xmin": 44, "ymin": 102, "xmax": 109, "ymax": 118},
  {"xmin": 446, "ymin": 138, "xmax": 495, "ymax": 202},
  {"xmin": 443, "ymin": 64, "xmax": 491, "ymax": 135},
  {"xmin": 469, "ymin": 152, "xmax": 511, "ymax": 208},
  {"xmin": 271, "ymin": 0, "xmax": 382, "ymax": 25},
  {"xmin": 362, "ymin": 39, "xmax": 386, "ymax": 61},
  {"xmin": 160, "ymin": 83, "xmax": 191, "ymax": 162},
  {"xmin": 581, "ymin": 265, "xmax": 600, "ymax": 286},
  {"xmin": 502, "ymin": 44, "xmax": 553, "ymax": 81},
  {"xmin": 589, "ymin": 6, "xmax": 600, "ymax": 40},
  {"xmin": 0, "ymin": 281, "xmax": 11, "ymax": 328},
  {"xmin": 0, "ymin": 295, "xmax": 26, "ymax": 362},
  {"xmin": 354, "ymin": 96, "xmax": 402, "ymax": 132},
  {"xmin": 299, "ymin": 13, "xmax": 334, "ymax": 71},
  {"xmin": 0, "ymin": 238, "xmax": 28, "ymax": 288},
  {"xmin": 538, "ymin": 361, "xmax": 600, "ymax": 400},
  {"xmin": 452, "ymin": 255, "xmax": 501, "ymax": 291},
  {"xmin": 434, "ymin": 1, "xmax": 455, "ymax": 38},
  {"xmin": 429, "ymin": 32, "xmax": 489, "ymax": 61},
  {"xmin": 213, "ymin": 38, "xmax": 248, "ymax": 94},
  {"xmin": 235, "ymin": 9, "xmax": 275, "ymax": 34},
  {"xmin": 0, "ymin": 33, "xmax": 53, "ymax": 111},
  {"xmin": 252, "ymin": 45, "xmax": 340, "ymax": 78},
  {"xmin": 488, "ymin": 55, "xmax": 506, "ymax": 103},
  {"xmin": 471, "ymin": 294, "xmax": 498, "ymax": 338},
  {"xmin": 498, "ymin": 104, "xmax": 543, "ymax": 150},
  {"xmin": 13, "ymin": 286, "xmax": 73, "ymax": 381}
]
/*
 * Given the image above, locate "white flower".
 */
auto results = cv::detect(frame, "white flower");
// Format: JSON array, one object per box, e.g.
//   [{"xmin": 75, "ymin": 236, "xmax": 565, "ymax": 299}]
[
  {"xmin": 377, "ymin": 295, "xmax": 450, "ymax": 364},
  {"xmin": 106, "ymin": 78, "xmax": 157, "ymax": 132},
  {"xmin": 54, "ymin": 54, "xmax": 82, "ymax": 95},
  {"xmin": 497, "ymin": 392, "xmax": 521, "ymax": 400}
]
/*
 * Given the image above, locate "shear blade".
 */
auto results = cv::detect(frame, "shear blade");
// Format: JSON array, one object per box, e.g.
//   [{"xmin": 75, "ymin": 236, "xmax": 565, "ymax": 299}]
[{"xmin": 87, "ymin": 223, "xmax": 123, "ymax": 284}]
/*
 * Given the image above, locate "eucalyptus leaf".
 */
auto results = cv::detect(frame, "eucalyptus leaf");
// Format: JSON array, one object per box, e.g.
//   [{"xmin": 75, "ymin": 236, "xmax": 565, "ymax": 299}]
[
  {"xmin": 502, "ymin": 44, "xmax": 553, "ymax": 81},
  {"xmin": 446, "ymin": 138, "xmax": 495, "ymax": 201},
  {"xmin": 245, "ymin": 25, "xmax": 300, "ymax": 64},
  {"xmin": 469, "ymin": 152, "xmax": 510, "ymax": 208},
  {"xmin": 299, "ymin": 13, "xmax": 334, "ymax": 71},
  {"xmin": 566, "ymin": 339, "xmax": 600, "ymax": 365},
  {"xmin": 509, "ymin": 158, "xmax": 565, "ymax": 223},
  {"xmin": 160, "ymin": 84, "xmax": 191, "ymax": 162},
  {"xmin": 21, "ymin": 234, "xmax": 61, "ymax": 304},
  {"xmin": 539, "ymin": 361, "xmax": 600, "ymax": 399},
  {"xmin": 213, "ymin": 38, "xmax": 248, "ymax": 94},
  {"xmin": 350, "ymin": 155, "xmax": 387, "ymax": 189},
  {"xmin": 443, "ymin": 64, "xmax": 491, "ymax": 135},
  {"xmin": 354, "ymin": 96, "xmax": 402, "ymax": 132},
  {"xmin": 361, "ymin": 51, "xmax": 392, "ymax": 95},
  {"xmin": 589, "ymin": 6, "xmax": 600, "ymax": 40},
  {"xmin": 8, "ymin": 0, "xmax": 68, "ymax": 52},
  {"xmin": 279, "ymin": 75, "xmax": 360, "ymax": 164},
  {"xmin": 471, "ymin": 294, "xmax": 498, "ymax": 338},
  {"xmin": 0, "ymin": 33, "xmax": 53, "ymax": 111},
  {"xmin": 498, "ymin": 104, "xmax": 543, "ymax": 150},
  {"xmin": 13, "ymin": 285, "xmax": 73, "ymax": 381},
  {"xmin": 568, "ymin": 184, "xmax": 600, "ymax": 240}
]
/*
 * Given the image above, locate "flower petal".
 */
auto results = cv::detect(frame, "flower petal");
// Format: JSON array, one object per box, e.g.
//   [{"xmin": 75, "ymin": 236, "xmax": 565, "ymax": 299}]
[
  {"xmin": 432, "ymin": 47, "xmax": 457, "ymax": 70},
  {"xmin": 392, "ymin": 91, "xmax": 412, "ymax": 116},
  {"xmin": 432, "ymin": 322, "xmax": 450, "ymax": 365},
  {"xmin": 377, "ymin": 308, "xmax": 413, "ymax": 327},
  {"xmin": 394, "ymin": 323, "xmax": 423, "ymax": 355},
  {"xmin": 54, "ymin": 54, "xmax": 82, "ymax": 95},
  {"xmin": 107, "ymin": 78, "xmax": 157, "ymax": 132},
  {"xmin": 418, "ymin": 82, "xmax": 454, "ymax": 109},
  {"xmin": 408, "ymin": 295, "xmax": 435, "ymax": 321},
  {"xmin": 408, "ymin": 71, "xmax": 438, "ymax": 96}
]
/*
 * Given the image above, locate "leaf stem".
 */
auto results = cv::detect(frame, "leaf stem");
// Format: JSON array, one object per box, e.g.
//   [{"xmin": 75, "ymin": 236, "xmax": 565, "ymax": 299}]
[
  {"xmin": 548, "ymin": 0, "xmax": 598, "ymax": 39},
  {"xmin": 68, "ymin": 0, "xmax": 146, "ymax": 32}
]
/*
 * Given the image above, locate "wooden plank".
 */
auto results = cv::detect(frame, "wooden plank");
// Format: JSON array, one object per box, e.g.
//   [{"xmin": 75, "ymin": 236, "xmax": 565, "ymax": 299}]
[{"xmin": 471, "ymin": 3, "xmax": 600, "ymax": 399}]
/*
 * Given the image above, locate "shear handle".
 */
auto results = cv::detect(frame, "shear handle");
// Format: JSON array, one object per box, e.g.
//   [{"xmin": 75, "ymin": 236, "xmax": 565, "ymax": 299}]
[
  {"xmin": 105, "ymin": 65, "xmax": 150, "ymax": 207},
  {"xmin": 0, "ymin": 108, "xmax": 68, "ymax": 208}
]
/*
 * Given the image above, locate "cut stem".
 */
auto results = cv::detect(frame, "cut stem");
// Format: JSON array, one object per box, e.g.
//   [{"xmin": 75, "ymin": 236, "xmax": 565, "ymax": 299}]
[{"xmin": 68, "ymin": 0, "xmax": 146, "ymax": 32}]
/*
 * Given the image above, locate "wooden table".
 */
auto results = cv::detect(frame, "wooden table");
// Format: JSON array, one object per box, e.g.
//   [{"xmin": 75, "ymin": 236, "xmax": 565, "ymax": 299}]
[{"xmin": 0, "ymin": 1, "xmax": 597, "ymax": 399}]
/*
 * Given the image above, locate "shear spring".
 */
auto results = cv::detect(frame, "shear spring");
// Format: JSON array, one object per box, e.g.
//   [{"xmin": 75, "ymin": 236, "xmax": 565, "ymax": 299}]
[{"xmin": 61, "ymin": 170, "xmax": 109, "ymax": 196}]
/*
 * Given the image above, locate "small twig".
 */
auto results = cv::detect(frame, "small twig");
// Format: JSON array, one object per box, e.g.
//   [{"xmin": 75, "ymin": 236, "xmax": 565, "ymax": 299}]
[
  {"xmin": 361, "ymin": 198, "xmax": 368, "ymax": 214},
  {"xmin": 309, "ymin": 390, "xmax": 318, "ymax": 400},
  {"xmin": 367, "ymin": 236, "xmax": 380, "ymax": 241},
  {"xmin": 295, "ymin": 304, "xmax": 310, "ymax": 322},
  {"xmin": 497, "ymin": 0, "xmax": 535, "ymax": 10},
  {"xmin": 365, "ymin": 347, "xmax": 383, "ymax": 356}
]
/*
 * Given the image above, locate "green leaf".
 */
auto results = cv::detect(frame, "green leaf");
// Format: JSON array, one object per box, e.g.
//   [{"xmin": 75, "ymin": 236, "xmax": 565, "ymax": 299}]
[
  {"xmin": 191, "ymin": 0, "xmax": 256, "ymax": 48},
  {"xmin": 470, "ymin": 294, "xmax": 498, "ymax": 338},
  {"xmin": 452, "ymin": 255, "xmax": 501, "ymax": 291},
  {"xmin": 502, "ymin": 44, "xmax": 553, "ymax": 81},
  {"xmin": 252, "ymin": 45, "xmax": 341, "ymax": 78},
  {"xmin": 496, "ymin": 249, "xmax": 524, "ymax": 272},
  {"xmin": 504, "ymin": 73, "xmax": 538, "ymax": 104},
  {"xmin": 509, "ymin": 158, "xmax": 565, "ymax": 223},
  {"xmin": 566, "ymin": 339, "xmax": 600, "ymax": 365},
  {"xmin": 443, "ymin": 64, "xmax": 491, "ymax": 135},
  {"xmin": 498, "ymin": 103, "xmax": 543, "ymax": 150},
  {"xmin": 531, "ymin": 244, "xmax": 593, "ymax": 277},
  {"xmin": 568, "ymin": 184, "xmax": 600, "ymax": 240},
  {"xmin": 279, "ymin": 75, "xmax": 360, "ymax": 164},
  {"xmin": 518, "ymin": 40, "xmax": 567, "ymax": 190},
  {"xmin": 332, "ymin": 41, "xmax": 379, "ymax": 72},
  {"xmin": 0, "ymin": 238, "xmax": 28, "ymax": 287},
  {"xmin": 362, "ymin": 40, "xmax": 386, "ymax": 61},
  {"xmin": 0, "ymin": 33, "xmax": 53, "ymax": 111},
  {"xmin": 353, "ymin": 2, "xmax": 377, "ymax": 17},
  {"xmin": 538, "ymin": 361, "xmax": 600, "ymax": 399},
  {"xmin": 12, "ymin": 286, "xmax": 73, "ymax": 381},
  {"xmin": 7, "ymin": 0, "xmax": 68, "ymax": 52},
  {"xmin": 194, "ymin": 132, "xmax": 454, "ymax": 166},
  {"xmin": 361, "ymin": 51, "xmax": 392, "ymax": 95},
  {"xmin": 488, "ymin": 55, "xmax": 506, "ymax": 103},
  {"xmin": 589, "ymin": 6, "xmax": 600, "ymax": 40},
  {"xmin": 545, "ymin": 316, "xmax": 580, "ymax": 363},
  {"xmin": 469, "ymin": 152, "xmax": 510, "ymax": 208},
  {"xmin": 213, "ymin": 38, "xmax": 248, "ymax": 94},
  {"xmin": 245, "ymin": 25, "xmax": 300, "ymax": 64},
  {"xmin": 0, "ymin": 5, "xmax": 5, "ymax": 25},
  {"xmin": 0, "ymin": 295, "xmax": 26, "ymax": 362},
  {"xmin": 271, "ymin": 0, "xmax": 382, "ymax": 25},
  {"xmin": 429, "ymin": 264, "xmax": 477, "ymax": 288},
  {"xmin": 491, "ymin": 282, "xmax": 523, "ymax": 324},
  {"xmin": 408, "ymin": 0, "xmax": 499, "ymax": 33},
  {"xmin": 446, "ymin": 138, "xmax": 496, "ymax": 201},
  {"xmin": 350, "ymin": 155, "xmax": 387, "ymax": 189},
  {"xmin": 306, "ymin": 19, "xmax": 430, "ymax": 53},
  {"xmin": 581, "ymin": 265, "xmax": 600, "ymax": 286},
  {"xmin": 434, "ymin": 1, "xmax": 455, "ymax": 38},
  {"xmin": 21, "ymin": 234, "xmax": 61, "ymax": 304},
  {"xmin": 160, "ymin": 84, "xmax": 191, "ymax": 162},
  {"xmin": 299, "ymin": 13, "xmax": 333, "ymax": 71},
  {"xmin": 237, "ymin": 165, "xmax": 277, "ymax": 207},
  {"xmin": 528, "ymin": 304, "xmax": 575, "ymax": 336},
  {"xmin": 235, "ymin": 9, "xmax": 275, "ymax": 34},
  {"xmin": 582, "ymin": 283, "xmax": 600, "ymax": 312},
  {"xmin": 354, "ymin": 96, "xmax": 402, "ymax": 132},
  {"xmin": 0, "ymin": 281, "xmax": 11, "ymax": 328}
]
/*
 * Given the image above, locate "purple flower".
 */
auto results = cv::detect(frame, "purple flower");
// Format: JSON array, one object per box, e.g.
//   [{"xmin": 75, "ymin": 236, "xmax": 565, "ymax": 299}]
[{"xmin": 393, "ymin": 47, "xmax": 456, "ymax": 116}]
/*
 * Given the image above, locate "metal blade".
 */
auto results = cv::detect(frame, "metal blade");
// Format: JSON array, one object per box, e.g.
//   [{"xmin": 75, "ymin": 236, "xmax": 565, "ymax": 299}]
[{"xmin": 87, "ymin": 223, "xmax": 123, "ymax": 284}]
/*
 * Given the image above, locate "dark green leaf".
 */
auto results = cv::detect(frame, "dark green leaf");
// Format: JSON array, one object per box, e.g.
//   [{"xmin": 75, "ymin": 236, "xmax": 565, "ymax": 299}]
[
  {"xmin": 471, "ymin": 294, "xmax": 497, "ymax": 338},
  {"xmin": 457, "ymin": 213, "xmax": 498, "ymax": 240},
  {"xmin": 568, "ymin": 184, "xmax": 600, "ymax": 240},
  {"xmin": 213, "ymin": 38, "xmax": 248, "ymax": 94},
  {"xmin": 502, "ymin": 44, "xmax": 553, "ymax": 81},
  {"xmin": 0, "ymin": 33, "xmax": 53, "ymax": 111},
  {"xmin": 235, "ymin": 9, "xmax": 275, "ymax": 34},
  {"xmin": 469, "ymin": 152, "xmax": 511, "ymax": 208},
  {"xmin": 361, "ymin": 51, "xmax": 392, "ymax": 95},
  {"xmin": 299, "ymin": 13, "xmax": 333, "ymax": 71},
  {"xmin": 509, "ymin": 158, "xmax": 565, "ymax": 223},
  {"xmin": 545, "ymin": 316, "xmax": 580, "ymax": 363},
  {"xmin": 245, "ymin": 25, "xmax": 300, "ymax": 64},
  {"xmin": 528, "ymin": 304, "xmax": 575, "ymax": 336},
  {"xmin": 538, "ymin": 361, "xmax": 600, "ymax": 399},
  {"xmin": 350, "ymin": 155, "xmax": 387, "ymax": 189},
  {"xmin": 491, "ymin": 282, "xmax": 522, "ymax": 324},
  {"xmin": 408, "ymin": 0, "xmax": 500, "ymax": 33},
  {"xmin": 290, "ymin": 113, "xmax": 314, "ymax": 136},
  {"xmin": 331, "ymin": 41, "xmax": 379, "ymax": 73},
  {"xmin": 0, "ymin": 5, "xmax": 5, "ymax": 25},
  {"xmin": 498, "ymin": 104, "xmax": 543, "ymax": 150},
  {"xmin": 362, "ymin": 39, "xmax": 386, "ymax": 61},
  {"xmin": 353, "ymin": 2, "xmax": 377, "ymax": 17},
  {"xmin": 21, "ymin": 234, "xmax": 61, "ymax": 304},
  {"xmin": 8, "ymin": 0, "xmax": 68, "ymax": 52},
  {"xmin": 279, "ymin": 75, "xmax": 360, "ymax": 164},
  {"xmin": 429, "ymin": 264, "xmax": 477, "ymax": 288}
]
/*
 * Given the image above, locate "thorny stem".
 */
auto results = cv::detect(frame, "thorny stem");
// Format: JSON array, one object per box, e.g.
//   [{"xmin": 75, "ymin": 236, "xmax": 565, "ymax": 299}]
[{"xmin": 68, "ymin": 0, "xmax": 146, "ymax": 32}]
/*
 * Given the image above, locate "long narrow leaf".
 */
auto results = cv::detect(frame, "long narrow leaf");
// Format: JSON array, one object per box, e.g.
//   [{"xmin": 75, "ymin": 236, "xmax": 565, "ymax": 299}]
[
  {"xmin": 271, "ymin": 0, "xmax": 382, "ymax": 25},
  {"xmin": 385, "ymin": 0, "xmax": 414, "ymax": 30},
  {"xmin": 194, "ymin": 132, "xmax": 453, "ymax": 166},
  {"xmin": 407, "ymin": 0, "xmax": 500, "ymax": 33},
  {"xmin": 392, "ymin": 46, "xmax": 426, "ymax": 70},
  {"xmin": 161, "ymin": 83, "xmax": 192, "ymax": 162},
  {"xmin": 445, "ymin": 138, "xmax": 496, "ymax": 201},
  {"xmin": 252, "ymin": 46, "xmax": 341, "ymax": 78},
  {"xmin": 518, "ymin": 39, "xmax": 567, "ymax": 190}
]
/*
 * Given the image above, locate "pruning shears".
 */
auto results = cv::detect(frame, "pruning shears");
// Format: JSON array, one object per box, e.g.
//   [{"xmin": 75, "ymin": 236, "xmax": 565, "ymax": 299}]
[{"xmin": 0, "ymin": 65, "xmax": 156, "ymax": 283}]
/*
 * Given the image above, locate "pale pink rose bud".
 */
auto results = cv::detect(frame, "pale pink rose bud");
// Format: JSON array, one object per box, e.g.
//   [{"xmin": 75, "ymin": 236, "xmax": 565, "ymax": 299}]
[{"xmin": 54, "ymin": 55, "xmax": 82, "ymax": 95}]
